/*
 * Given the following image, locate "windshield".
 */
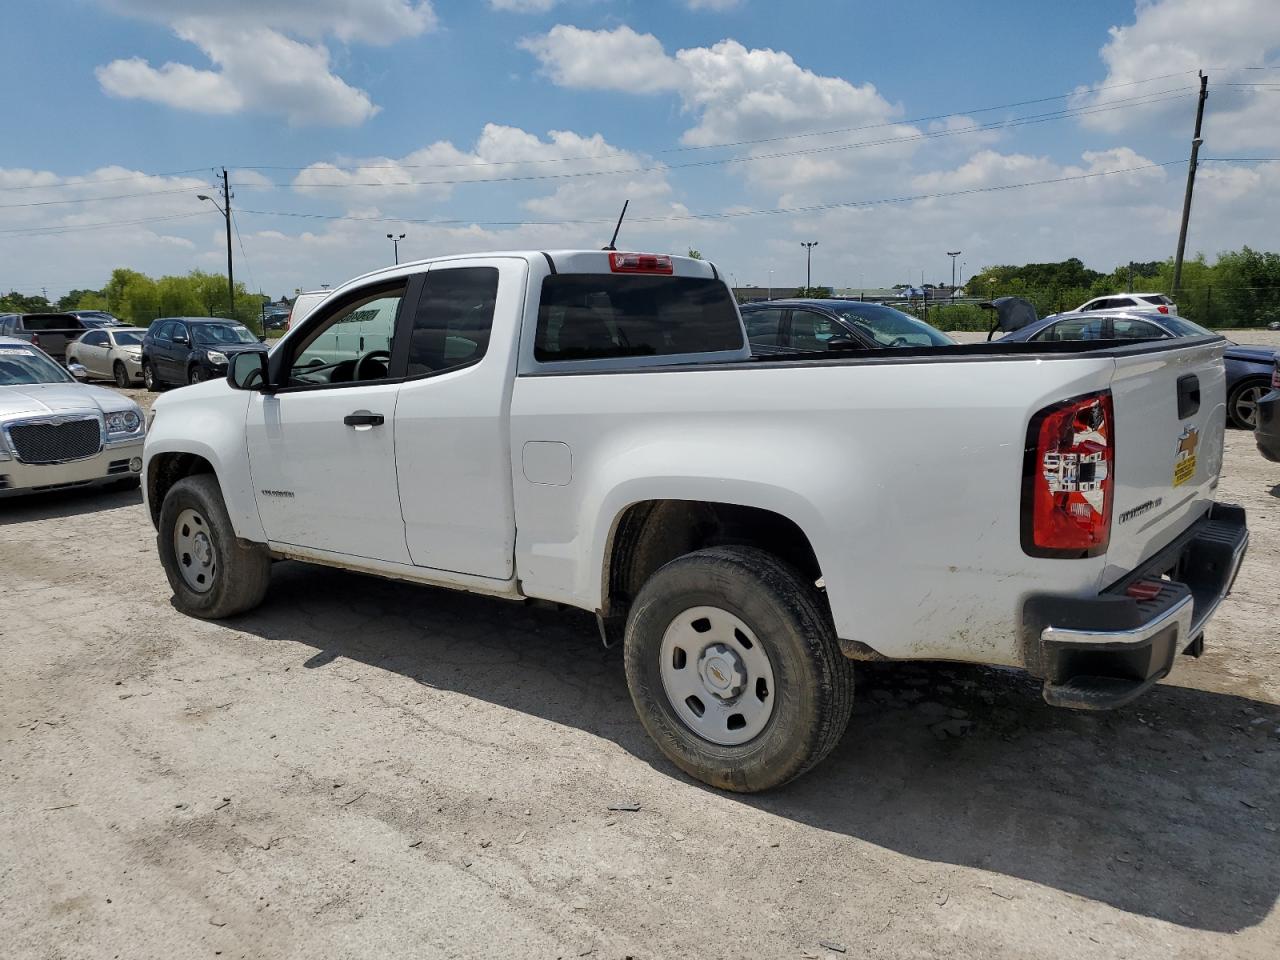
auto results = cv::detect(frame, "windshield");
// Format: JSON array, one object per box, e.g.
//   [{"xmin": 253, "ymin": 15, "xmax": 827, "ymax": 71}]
[
  {"xmin": 111, "ymin": 330, "xmax": 145, "ymax": 347},
  {"xmin": 0, "ymin": 345, "xmax": 73, "ymax": 385},
  {"xmin": 831, "ymin": 303, "xmax": 955, "ymax": 347},
  {"xmin": 193, "ymin": 323, "xmax": 257, "ymax": 345}
]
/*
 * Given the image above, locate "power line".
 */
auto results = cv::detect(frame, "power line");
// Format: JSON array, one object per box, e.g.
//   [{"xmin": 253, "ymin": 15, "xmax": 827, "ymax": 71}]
[
  {"xmin": 234, "ymin": 70, "xmax": 1199, "ymax": 172},
  {"xmin": 231, "ymin": 159, "xmax": 1185, "ymax": 230},
  {"xmin": 0, "ymin": 186, "xmax": 211, "ymax": 210},
  {"xmin": 250, "ymin": 91, "xmax": 1192, "ymax": 192},
  {"xmin": 0, "ymin": 169, "xmax": 210, "ymax": 192},
  {"xmin": 0, "ymin": 211, "xmax": 208, "ymax": 236}
]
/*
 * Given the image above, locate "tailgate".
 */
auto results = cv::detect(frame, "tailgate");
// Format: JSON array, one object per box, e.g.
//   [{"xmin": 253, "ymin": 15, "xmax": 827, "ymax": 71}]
[{"xmin": 1103, "ymin": 338, "xmax": 1227, "ymax": 581}]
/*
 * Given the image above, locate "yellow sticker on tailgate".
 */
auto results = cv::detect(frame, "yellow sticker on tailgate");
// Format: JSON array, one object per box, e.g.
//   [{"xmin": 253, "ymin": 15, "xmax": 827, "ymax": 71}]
[{"xmin": 1173, "ymin": 425, "xmax": 1198, "ymax": 487}]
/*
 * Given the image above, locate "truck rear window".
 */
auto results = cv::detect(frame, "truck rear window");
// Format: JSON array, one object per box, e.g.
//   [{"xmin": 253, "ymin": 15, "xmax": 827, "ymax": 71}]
[{"xmin": 534, "ymin": 275, "xmax": 744, "ymax": 361}]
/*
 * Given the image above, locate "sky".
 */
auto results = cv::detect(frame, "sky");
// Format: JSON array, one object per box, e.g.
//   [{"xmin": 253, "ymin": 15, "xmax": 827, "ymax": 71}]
[{"xmin": 2, "ymin": 0, "xmax": 1278, "ymax": 300}]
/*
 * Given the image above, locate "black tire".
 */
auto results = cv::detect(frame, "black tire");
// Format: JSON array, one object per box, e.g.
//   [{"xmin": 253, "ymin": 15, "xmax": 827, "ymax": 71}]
[
  {"xmin": 188, "ymin": 365, "xmax": 205, "ymax": 385},
  {"xmin": 143, "ymin": 361, "xmax": 164, "ymax": 392},
  {"xmin": 113, "ymin": 361, "xmax": 130, "ymax": 388},
  {"xmin": 157, "ymin": 474, "xmax": 272, "ymax": 619},
  {"xmin": 623, "ymin": 546, "xmax": 854, "ymax": 792},
  {"xmin": 1227, "ymin": 377, "xmax": 1269, "ymax": 430}
]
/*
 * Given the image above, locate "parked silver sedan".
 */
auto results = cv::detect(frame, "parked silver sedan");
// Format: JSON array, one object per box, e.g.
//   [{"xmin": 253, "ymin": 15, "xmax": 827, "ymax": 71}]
[
  {"xmin": 66, "ymin": 325, "xmax": 146, "ymax": 387},
  {"xmin": 0, "ymin": 338, "xmax": 145, "ymax": 497}
]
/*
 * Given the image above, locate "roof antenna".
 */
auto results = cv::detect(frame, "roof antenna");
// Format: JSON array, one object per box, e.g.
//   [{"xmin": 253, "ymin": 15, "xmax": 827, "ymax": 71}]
[{"xmin": 603, "ymin": 199, "xmax": 629, "ymax": 251}]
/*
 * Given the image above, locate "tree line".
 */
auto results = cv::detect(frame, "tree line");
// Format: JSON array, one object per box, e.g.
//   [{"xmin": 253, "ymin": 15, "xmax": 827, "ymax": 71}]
[
  {"xmin": 0, "ymin": 269, "xmax": 275, "ymax": 328},
  {"xmin": 946, "ymin": 247, "xmax": 1280, "ymax": 329}
]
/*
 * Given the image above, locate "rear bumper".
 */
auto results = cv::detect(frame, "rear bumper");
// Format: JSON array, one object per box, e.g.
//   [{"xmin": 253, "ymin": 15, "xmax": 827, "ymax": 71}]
[
  {"xmin": 1023, "ymin": 504, "xmax": 1248, "ymax": 710},
  {"xmin": 1256, "ymin": 389, "xmax": 1280, "ymax": 462}
]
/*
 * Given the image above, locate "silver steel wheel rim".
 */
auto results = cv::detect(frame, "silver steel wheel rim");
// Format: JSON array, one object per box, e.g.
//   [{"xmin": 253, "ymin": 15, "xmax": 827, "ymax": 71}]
[
  {"xmin": 659, "ymin": 605, "xmax": 776, "ymax": 746},
  {"xmin": 1235, "ymin": 385, "xmax": 1264, "ymax": 428},
  {"xmin": 173, "ymin": 508, "xmax": 217, "ymax": 593},
  {"xmin": 144, "ymin": 365, "xmax": 153, "ymax": 388}
]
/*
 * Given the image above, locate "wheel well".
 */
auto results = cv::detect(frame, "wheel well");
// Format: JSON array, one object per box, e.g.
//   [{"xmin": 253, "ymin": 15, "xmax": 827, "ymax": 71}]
[
  {"xmin": 147, "ymin": 453, "xmax": 215, "ymax": 527},
  {"xmin": 603, "ymin": 500, "xmax": 823, "ymax": 621}
]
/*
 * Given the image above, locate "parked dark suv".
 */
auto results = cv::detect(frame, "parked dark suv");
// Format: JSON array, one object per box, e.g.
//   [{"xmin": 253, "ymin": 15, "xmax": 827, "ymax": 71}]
[{"xmin": 141, "ymin": 317, "xmax": 266, "ymax": 390}]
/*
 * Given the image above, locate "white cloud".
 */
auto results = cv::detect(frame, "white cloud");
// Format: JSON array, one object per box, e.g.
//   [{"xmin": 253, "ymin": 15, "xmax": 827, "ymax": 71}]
[
  {"xmin": 99, "ymin": 23, "xmax": 379, "ymax": 126},
  {"xmin": 102, "ymin": 0, "xmax": 437, "ymax": 44},
  {"xmin": 95, "ymin": 1, "xmax": 437, "ymax": 125},
  {"xmin": 292, "ymin": 123, "xmax": 668, "ymax": 207},
  {"xmin": 520, "ymin": 25, "xmax": 683, "ymax": 92},
  {"xmin": 522, "ymin": 26, "xmax": 920, "ymax": 198},
  {"xmin": 1074, "ymin": 0, "xmax": 1280, "ymax": 149}
]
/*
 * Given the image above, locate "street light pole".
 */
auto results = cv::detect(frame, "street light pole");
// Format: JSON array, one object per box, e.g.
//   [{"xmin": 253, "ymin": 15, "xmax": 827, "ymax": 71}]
[
  {"xmin": 197, "ymin": 166, "xmax": 236, "ymax": 325},
  {"xmin": 801, "ymin": 241, "xmax": 818, "ymax": 291},
  {"xmin": 947, "ymin": 250, "xmax": 962, "ymax": 301},
  {"xmin": 387, "ymin": 233, "xmax": 405, "ymax": 265},
  {"xmin": 768, "ymin": 269, "xmax": 773, "ymax": 300}
]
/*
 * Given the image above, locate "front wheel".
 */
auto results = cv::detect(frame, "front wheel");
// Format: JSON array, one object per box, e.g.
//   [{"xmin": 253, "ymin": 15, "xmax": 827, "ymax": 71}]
[
  {"xmin": 1228, "ymin": 378, "xmax": 1268, "ymax": 430},
  {"xmin": 157, "ymin": 474, "xmax": 272, "ymax": 619},
  {"xmin": 188, "ymin": 365, "xmax": 206, "ymax": 385},
  {"xmin": 143, "ymin": 361, "xmax": 163, "ymax": 392},
  {"xmin": 114, "ymin": 361, "xmax": 131, "ymax": 388},
  {"xmin": 623, "ymin": 546, "xmax": 854, "ymax": 792}
]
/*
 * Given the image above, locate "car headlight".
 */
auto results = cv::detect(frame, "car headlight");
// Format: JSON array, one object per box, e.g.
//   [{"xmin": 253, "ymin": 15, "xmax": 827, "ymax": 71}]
[
  {"xmin": 206, "ymin": 350, "xmax": 229, "ymax": 366},
  {"xmin": 105, "ymin": 410, "xmax": 143, "ymax": 434}
]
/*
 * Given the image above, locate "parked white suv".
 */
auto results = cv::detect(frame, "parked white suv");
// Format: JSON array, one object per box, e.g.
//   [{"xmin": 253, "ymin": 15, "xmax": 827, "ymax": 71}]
[
  {"xmin": 143, "ymin": 250, "xmax": 1247, "ymax": 791},
  {"xmin": 1072, "ymin": 293, "xmax": 1178, "ymax": 315}
]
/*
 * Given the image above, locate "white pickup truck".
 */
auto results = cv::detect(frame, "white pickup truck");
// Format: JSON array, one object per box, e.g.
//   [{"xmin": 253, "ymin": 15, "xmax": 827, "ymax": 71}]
[{"xmin": 143, "ymin": 250, "xmax": 1249, "ymax": 792}]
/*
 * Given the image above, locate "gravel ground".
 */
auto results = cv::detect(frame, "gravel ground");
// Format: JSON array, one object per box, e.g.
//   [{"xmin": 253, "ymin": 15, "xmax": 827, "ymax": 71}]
[{"xmin": 2, "ymin": 338, "xmax": 1278, "ymax": 960}]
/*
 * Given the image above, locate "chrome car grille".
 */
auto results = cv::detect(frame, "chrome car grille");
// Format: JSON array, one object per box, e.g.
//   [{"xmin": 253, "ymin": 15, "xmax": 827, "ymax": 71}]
[{"xmin": 7, "ymin": 417, "xmax": 102, "ymax": 464}]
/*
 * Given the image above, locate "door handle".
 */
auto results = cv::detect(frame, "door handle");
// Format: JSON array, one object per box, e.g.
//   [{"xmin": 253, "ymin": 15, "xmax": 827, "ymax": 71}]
[{"xmin": 343, "ymin": 411, "xmax": 384, "ymax": 429}]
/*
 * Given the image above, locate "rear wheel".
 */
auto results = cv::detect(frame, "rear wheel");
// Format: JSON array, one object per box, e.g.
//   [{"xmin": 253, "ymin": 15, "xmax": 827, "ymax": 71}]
[
  {"xmin": 623, "ymin": 546, "xmax": 854, "ymax": 792},
  {"xmin": 1228, "ymin": 378, "xmax": 1269, "ymax": 429},
  {"xmin": 113, "ymin": 361, "xmax": 130, "ymax": 388},
  {"xmin": 157, "ymin": 474, "xmax": 271, "ymax": 619}
]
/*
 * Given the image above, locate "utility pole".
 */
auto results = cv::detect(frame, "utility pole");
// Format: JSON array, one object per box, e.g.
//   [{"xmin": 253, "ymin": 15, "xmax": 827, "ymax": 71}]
[
  {"xmin": 1173, "ymin": 71, "xmax": 1208, "ymax": 295},
  {"xmin": 801, "ymin": 241, "xmax": 818, "ymax": 291},
  {"xmin": 197, "ymin": 168, "xmax": 236, "ymax": 326},
  {"xmin": 947, "ymin": 251, "xmax": 961, "ymax": 301},
  {"xmin": 387, "ymin": 233, "xmax": 406, "ymax": 265}
]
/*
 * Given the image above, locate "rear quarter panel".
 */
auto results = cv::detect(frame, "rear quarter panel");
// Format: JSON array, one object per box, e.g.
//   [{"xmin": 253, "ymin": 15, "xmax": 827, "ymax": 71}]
[{"xmin": 510, "ymin": 354, "xmax": 1118, "ymax": 668}]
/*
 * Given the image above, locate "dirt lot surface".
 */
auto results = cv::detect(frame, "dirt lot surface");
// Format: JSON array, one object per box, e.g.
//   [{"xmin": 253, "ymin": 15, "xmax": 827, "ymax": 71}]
[{"xmin": 3, "ymin": 339, "xmax": 1278, "ymax": 959}]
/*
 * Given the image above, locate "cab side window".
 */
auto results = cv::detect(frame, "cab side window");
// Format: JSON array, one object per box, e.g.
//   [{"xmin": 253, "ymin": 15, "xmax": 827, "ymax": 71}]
[
  {"xmin": 406, "ymin": 267, "xmax": 499, "ymax": 377},
  {"xmin": 288, "ymin": 285, "xmax": 405, "ymax": 386},
  {"xmin": 82, "ymin": 331, "xmax": 108, "ymax": 347}
]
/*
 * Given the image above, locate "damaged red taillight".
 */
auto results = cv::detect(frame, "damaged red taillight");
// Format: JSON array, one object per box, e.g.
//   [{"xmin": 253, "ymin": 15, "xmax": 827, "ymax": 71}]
[{"xmin": 1021, "ymin": 390, "xmax": 1114, "ymax": 558}]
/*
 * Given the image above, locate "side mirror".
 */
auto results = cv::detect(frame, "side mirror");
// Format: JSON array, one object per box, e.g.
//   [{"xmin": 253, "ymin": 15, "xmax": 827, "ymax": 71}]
[
  {"xmin": 228, "ymin": 351, "xmax": 270, "ymax": 392},
  {"xmin": 826, "ymin": 335, "xmax": 860, "ymax": 350},
  {"xmin": 173, "ymin": 333, "xmax": 190, "ymax": 345},
  {"xmin": 67, "ymin": 362, "xmax": 89, "ymax": 381}
]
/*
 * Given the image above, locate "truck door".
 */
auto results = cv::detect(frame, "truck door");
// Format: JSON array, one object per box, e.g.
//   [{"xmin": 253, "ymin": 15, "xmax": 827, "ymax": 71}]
[
  {"xmin": 393, "ymin": 259, "xmax": 523, "ymax": 580},
  {"xmin": 244, "ymin": 282, "xmax": 412, "ymax": 563}
]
